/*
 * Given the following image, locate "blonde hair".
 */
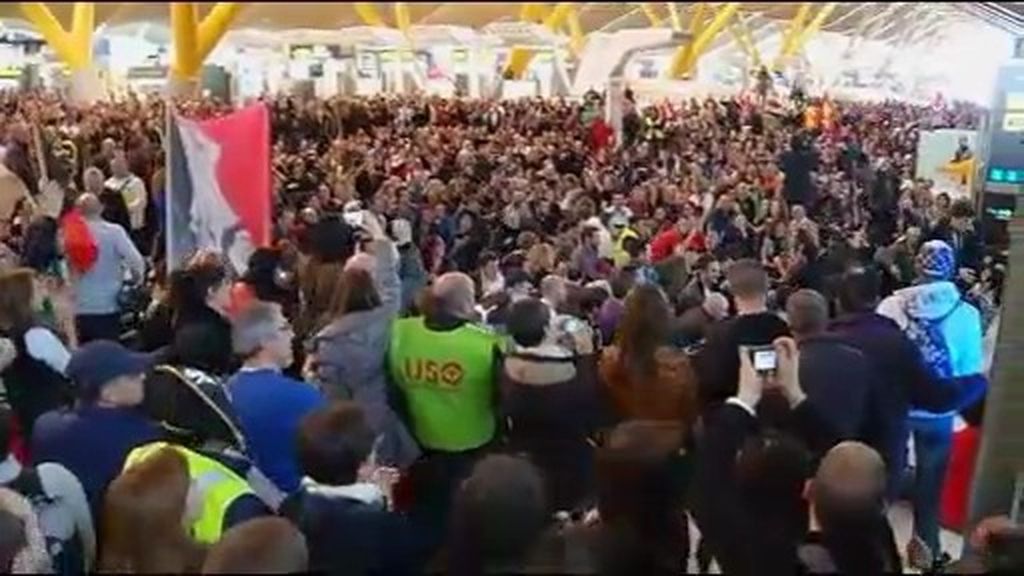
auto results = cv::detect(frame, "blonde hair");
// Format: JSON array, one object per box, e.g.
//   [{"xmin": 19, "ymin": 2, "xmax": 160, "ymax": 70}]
[{"xmin": 525, "ymin": 243, "xmax": 555, "ymax": 275}]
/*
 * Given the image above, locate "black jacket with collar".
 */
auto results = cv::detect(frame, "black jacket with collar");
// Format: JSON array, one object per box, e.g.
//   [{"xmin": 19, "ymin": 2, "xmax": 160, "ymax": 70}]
[
  {"xmin": 281, "ymin": 484, "xmax": 425, "ymax": 576},
  {"xmin": 691, "ymin": 400, "xmax": 839, "ymax": 576}
]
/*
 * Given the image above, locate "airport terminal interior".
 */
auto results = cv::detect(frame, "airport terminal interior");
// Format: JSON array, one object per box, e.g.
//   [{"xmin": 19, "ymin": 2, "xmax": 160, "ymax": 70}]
[{"xmin": 0, "ymin": 2, "xmax": 1022, "ymax": 574}]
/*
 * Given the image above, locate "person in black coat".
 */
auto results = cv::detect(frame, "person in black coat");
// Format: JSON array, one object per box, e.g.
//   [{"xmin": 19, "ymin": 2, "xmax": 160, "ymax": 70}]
[
  {"xmin": 786, "ymin": 290, "xmax": 875, "ymax": 443},
  {"xmin": 167, "ymin": 254, "xmax": 236, "ymax": 377},
  {"xmin": 281, "ymin": 402, "xmax": 424, "ymax": 576},
  {"xmin": 691, "ymin": 338, "xmax": 839, "ymax": 576},
  {"xmin": 829, "ymin": 266, "xmax": 960, "ymax": 499},
  {"xmin": 500, "ymin": 298, "xmax": 601, "ymax": 514},
  {"xmin": 696, "ymin": 260, "xmax": 790, "ymax": 412}
]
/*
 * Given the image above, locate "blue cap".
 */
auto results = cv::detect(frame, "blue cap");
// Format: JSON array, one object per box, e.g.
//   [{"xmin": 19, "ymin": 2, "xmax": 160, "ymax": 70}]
[{"xmin": 67, "ymin": 341, "xmax": 154, "ymax": 397}]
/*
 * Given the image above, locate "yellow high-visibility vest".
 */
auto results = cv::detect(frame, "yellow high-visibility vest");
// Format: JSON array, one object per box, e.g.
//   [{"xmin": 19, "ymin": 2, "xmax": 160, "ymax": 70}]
[{"xmin": 123, "ymin": 442, "xmax": 252, "ymax": 544}]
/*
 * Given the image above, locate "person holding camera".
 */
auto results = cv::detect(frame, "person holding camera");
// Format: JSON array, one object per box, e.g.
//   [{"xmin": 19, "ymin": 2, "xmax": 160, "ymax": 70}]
[{"xmin": 691, "ymin": 338, "xmax": 839, "ymax": 576}]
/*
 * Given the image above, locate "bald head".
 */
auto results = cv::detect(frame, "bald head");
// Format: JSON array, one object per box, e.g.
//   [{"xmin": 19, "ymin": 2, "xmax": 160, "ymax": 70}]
[
  {"xmin": 75, "ymin": 193, "xmax": 103, "ymax": 219},
  {"xmin": 433, "ymin": 272, "xmax": 476, "ymax": 320},
  {"xmin": 786, "ymin": 289, "xmax": 828, "ymax": 338},
  {"xmin": 813, "ymin": 441, "xmax": 886, "ymax": 522}
]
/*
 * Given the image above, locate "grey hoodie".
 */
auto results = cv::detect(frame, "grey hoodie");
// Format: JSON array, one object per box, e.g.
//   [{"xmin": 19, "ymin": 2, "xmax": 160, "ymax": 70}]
[{"xmin": 311, "ymin": 239, "xmax": 421, "ymax": 468}]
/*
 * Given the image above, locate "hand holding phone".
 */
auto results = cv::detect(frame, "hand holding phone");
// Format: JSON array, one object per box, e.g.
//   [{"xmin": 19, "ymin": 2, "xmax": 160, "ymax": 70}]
[
  {"xmin": 737, "ymin": 346, "xmax": 766, "ymax": 408},
  {"xmin": 772, "ymin": 337, "xmax": 804, "ymax": 407},
  {"xmin": 749, "ymin": 345, "xmax": 778, "ymax": 374}
]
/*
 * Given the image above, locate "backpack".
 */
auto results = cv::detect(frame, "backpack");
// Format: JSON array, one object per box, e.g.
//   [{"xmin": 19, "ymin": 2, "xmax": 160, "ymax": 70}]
[
  {"xmin": 903, "ymin": 299, "xmax": 963, "ymax": 380},
  {"xmin": 5, "ymin": 467, "xmax": 84, "ymax": 574}
]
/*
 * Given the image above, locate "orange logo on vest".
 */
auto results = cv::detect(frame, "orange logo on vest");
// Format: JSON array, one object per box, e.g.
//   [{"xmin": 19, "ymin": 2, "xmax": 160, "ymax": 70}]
[{"xmin": 403, "ymin": 358, "xmax": 465, "ymax": 388}]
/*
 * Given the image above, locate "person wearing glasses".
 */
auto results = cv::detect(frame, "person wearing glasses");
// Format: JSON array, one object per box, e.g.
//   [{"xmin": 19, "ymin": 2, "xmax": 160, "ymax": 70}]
[{"xmin": 227, "ymin": 302, "xmax": 326, "ymax": 494}]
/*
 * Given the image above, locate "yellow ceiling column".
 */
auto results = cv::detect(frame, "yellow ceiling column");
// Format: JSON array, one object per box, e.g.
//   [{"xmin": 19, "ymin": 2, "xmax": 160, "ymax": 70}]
[
  {"xmin": 503, "ymin": 2, "xmax": 572, "ymax": 79},
  {"xmin": 196, "ymin": 3, "xmax": 242, "ymax": 63},
  {"xmin": 666, "ymin": 2, "xmax": 705, "ymax": 79},
  {"xmin": 730, "ymin": 13, "xmax": 763, "ymax": 69},
  {"xmin": 18, "ymin": 2, "xmax": 95, "ymax": 70},
  {"xmin": 171, "ymin": 2, "xmax": 242, "ymax": 82},
  {"xmin": 520, "ymin": 3, "xmax": 550, "ymax": 23},
  {"xmin": 394, "ymin": 3, "xmax": 412, "ymax": 35},
  {"xmin": 776, "ymin": 3, "xmax": 812, "ymax": 67},
  {"xmin": 640, "ymin": 4, "xmax": 663, "ymax": 27},
  {"xmin": 354, "ymin": 2, "xmax": 387, "ymax": 27},
  {"xmin": 170, "ymin": 3, "xmax": 200, "ymax": 79},
  {"xmin": 783, "ymin": 3, "xmax": 836, "ymax": 60},
  {"xmin": 566, "ymin": 7, "xmax": 585, "ymax": 56},
  {"xmin": 771, "ymin": 2, "xmax": 841, "ymax": 71},
  {"xmin": 70, "ymin": 2, "xmax": 95, "ymax": 67},
  {"xmin": 666, "ymin": 2, "xmax": 682, "ymax": 31},
  {"xmin": 669, "ymin": 3, "xmax": 739, "ymax": 79}
]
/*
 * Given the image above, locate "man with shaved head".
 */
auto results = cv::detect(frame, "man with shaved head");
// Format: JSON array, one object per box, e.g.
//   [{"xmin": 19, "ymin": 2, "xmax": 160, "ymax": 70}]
[
  {"xmin": 431, "ymin": 272, "xmax": 477, "ymax": 321},
  {"xmin": 388, "ymin": 270, "xmax": 503, "ymax": 549},
  {"xmin": 787, "ymin": 289, "xmax": 877, "ymax": 445},
  {"xmin": 801, "ymin": 442, "xmax": 901, "ymax": 573}
]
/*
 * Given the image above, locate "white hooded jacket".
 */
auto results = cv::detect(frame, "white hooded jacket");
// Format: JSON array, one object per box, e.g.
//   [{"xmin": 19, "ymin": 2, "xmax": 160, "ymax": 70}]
[{"xmin": 877, "ymin": 280, "xmax": 986, "ymax": 419}]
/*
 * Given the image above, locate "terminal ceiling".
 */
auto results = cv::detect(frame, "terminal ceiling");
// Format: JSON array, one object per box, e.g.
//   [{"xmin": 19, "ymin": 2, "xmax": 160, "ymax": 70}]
[{"xmin": 0, "ymin": 3, "xmax": 1011, "ymax": 43}]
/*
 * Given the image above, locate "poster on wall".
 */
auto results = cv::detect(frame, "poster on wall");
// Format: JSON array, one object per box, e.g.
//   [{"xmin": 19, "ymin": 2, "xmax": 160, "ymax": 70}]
[{"xmin": 915, "ymin": 129, "xmax": 978, "ymax": 200}]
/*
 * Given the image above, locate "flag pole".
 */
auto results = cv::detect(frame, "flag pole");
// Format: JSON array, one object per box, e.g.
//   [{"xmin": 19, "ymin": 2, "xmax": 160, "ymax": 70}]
[{"xmin": 164, "ymin": 94, "xmax": 173, "ymax": 277}]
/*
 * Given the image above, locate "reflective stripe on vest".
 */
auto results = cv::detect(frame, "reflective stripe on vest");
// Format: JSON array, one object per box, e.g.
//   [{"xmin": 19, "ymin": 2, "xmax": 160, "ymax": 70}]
[
  {"xmin": 123, "ymin": 442, "xmax": 251, "ymax": 544},
  {"xmin": 389, "ymin": 318, "xmax": 499, "ymax": 452}
]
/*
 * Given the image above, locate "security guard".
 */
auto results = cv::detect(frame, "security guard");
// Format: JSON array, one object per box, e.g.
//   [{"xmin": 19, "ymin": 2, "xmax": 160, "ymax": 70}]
[
  {"xmin": 612, "ymin": 221, "xmax": 640, "ymax": 269},
  {"xmin": 123, "ymin": 442, "xmax": 269, "ymax": 544},
  {"xmin": 389, "ymin": 272, "xmax": 502, "ymax": 454}
]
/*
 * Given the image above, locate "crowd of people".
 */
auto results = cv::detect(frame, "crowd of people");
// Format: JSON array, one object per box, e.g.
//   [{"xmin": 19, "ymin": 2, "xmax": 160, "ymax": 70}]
[{"xmin": 0, "ymin": 84, "xmax": 1016, "ymax": 575}]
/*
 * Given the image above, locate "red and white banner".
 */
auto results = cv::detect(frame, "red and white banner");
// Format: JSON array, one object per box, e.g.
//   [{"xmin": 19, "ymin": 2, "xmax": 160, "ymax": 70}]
[{"xmin": 167, "ymin": 104, "xmax": 271, "ymax": 273}]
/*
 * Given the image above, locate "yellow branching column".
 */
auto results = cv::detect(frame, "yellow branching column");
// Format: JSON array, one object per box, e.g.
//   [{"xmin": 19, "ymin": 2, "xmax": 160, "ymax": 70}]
[
  {"xmin": 773, "ymin": 2, "xmax": 835, "ymax": 72},
  {"xmin": 19, "ymin": 2, "xmax": 101, "ymax": 103},
  {"xmin": 169, "ymin": 2, "xmax": 242, "ymax": 97},
  {"xmin": 566, "ymin": 8, "xmax": 585, "ymax": 57},
  {"xmin": 666, "ymin": 2, "xmax": 705, "ymax": 79},
  {"xmin": 354, "ymin": 2, "xmax": 387, "ymax": 27},
  {"xmin": 640, "ymin": 3, "xmax": 664, "ymax": 27},
  {"xmin": 503, "ymin": 2, "xmax": 573, "ymax": 80},
  {"xmin": 730, "ymin": 13, "xmax": 763, "ymax": 70},
  {"xmin": 669, "ymin": 3, "xmax": 739, "ymax": 79}
]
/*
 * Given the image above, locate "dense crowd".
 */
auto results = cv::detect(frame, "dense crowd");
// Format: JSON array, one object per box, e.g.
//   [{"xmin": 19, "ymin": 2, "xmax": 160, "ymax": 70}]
[{"xmin": 0, "ymin": 85, "xmax": 1015, "ymax": 575}]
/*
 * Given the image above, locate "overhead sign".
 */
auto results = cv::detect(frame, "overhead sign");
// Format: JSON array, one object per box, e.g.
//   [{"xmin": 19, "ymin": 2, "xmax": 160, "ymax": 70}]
[{"xmin": 986, "ymin": 63, "xmax": 1024, "ymax": 192}]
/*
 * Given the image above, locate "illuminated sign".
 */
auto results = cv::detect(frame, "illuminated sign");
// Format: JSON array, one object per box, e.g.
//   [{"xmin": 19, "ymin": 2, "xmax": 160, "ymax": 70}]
[{"xmin": 989, "ymin": 168, "xmax": 1024, "ymax": 183}]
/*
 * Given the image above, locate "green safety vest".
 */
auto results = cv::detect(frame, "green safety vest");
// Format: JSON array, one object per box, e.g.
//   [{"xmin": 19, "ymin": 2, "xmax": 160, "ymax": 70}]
[
  {"xmin": 389, "ymin": 317, "xmax": 500, "ymax": 452},
  {"xmin": 123, "ymin": 442, "xmax": 253, "ymax": 545}
]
